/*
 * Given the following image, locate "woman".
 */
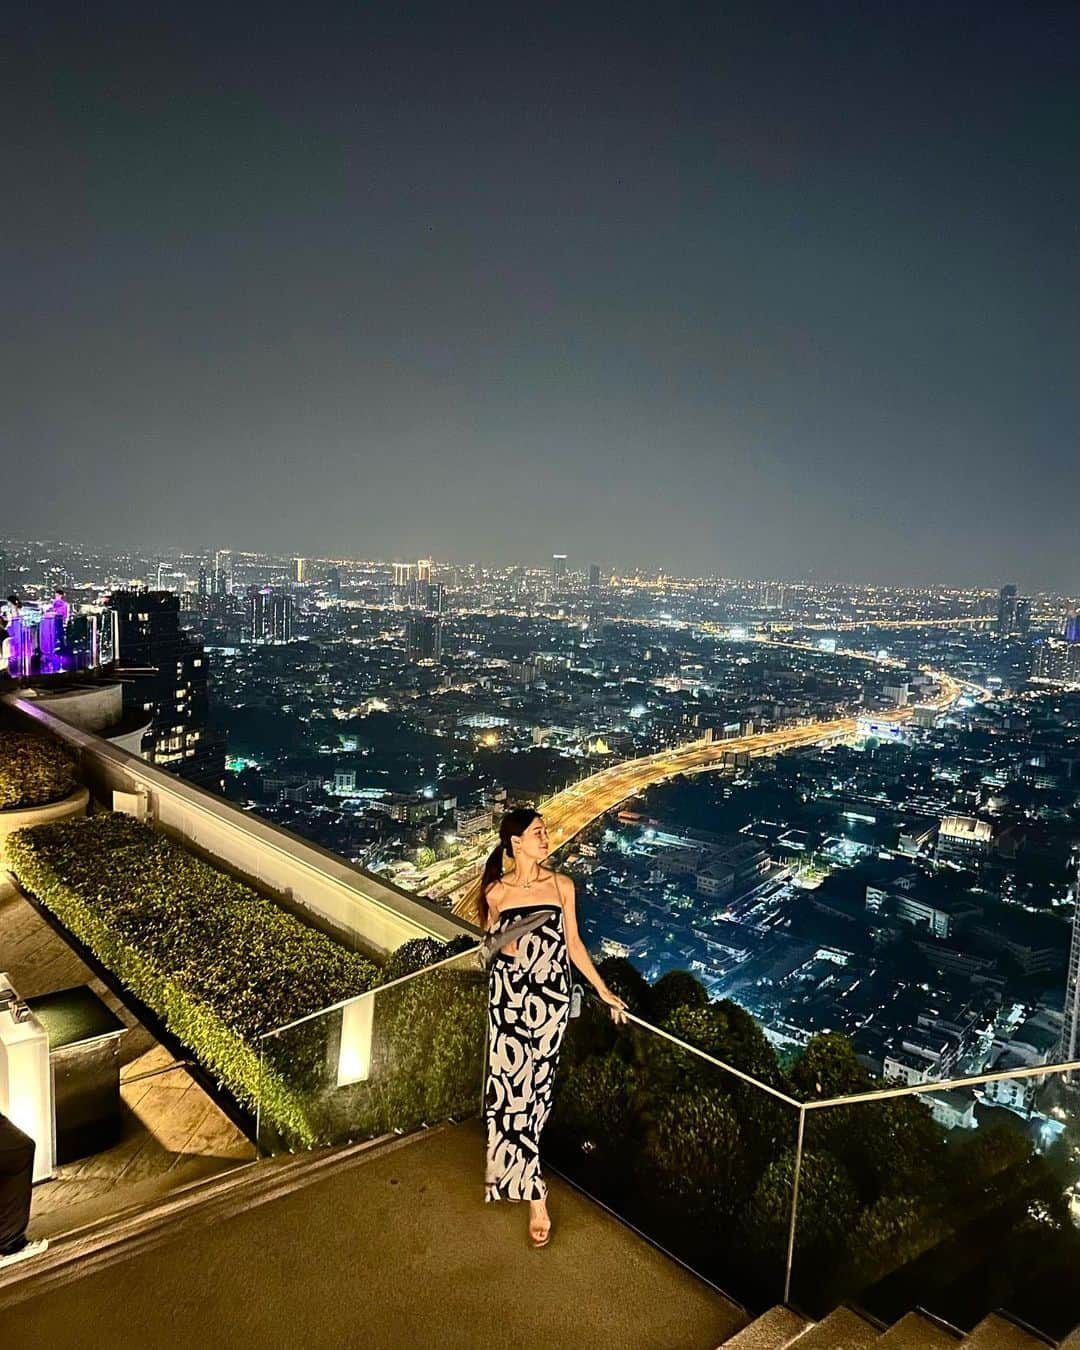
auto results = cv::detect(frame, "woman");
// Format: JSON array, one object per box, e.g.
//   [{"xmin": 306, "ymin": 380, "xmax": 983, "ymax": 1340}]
[{"xmin": 480, "ymin": 807, "xmax": 627, "ymax": 1248}]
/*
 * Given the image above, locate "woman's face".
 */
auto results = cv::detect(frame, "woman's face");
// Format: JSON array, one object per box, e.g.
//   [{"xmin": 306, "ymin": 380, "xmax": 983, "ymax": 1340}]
[{"xmin": 512, "ymin": 816, "xmax": 549, "ymax": 861}]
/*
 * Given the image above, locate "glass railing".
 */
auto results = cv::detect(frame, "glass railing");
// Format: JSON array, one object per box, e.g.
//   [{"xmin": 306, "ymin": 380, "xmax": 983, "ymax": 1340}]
[
  {"xmin": 2, "ymin": 608, "xmax": 118, "ymax": 678},
  {"xmin": 254, "ymin": 953, "xmax": 1080, "ymax": 1340},
  {"xmin": 545, "ymin": 991, "xmax": 803, "ymax": 1308},
  {"xmin": 787, "ymin": 1059, "xmax": 1080, "ymax": 1341},
  {"xmin": 255, "ymin": 944, "xmax": 486, "ymax": 1154}
]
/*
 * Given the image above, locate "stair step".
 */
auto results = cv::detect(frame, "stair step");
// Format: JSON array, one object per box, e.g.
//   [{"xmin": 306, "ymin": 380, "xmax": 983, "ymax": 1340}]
[
  {"xmin": 960, "ymin": 1315, "xmax": 1050, "ymax": 1349},
  {"xmin": 721, "ymin": 1305, "xmax": 812, "ymax": 1348},
  {"xmin": 785, "ymin": 1307, "xmax": 881, "ymax": 1349},
  {"xmin": 877, "ymin": 1311, "xmax": 960, "ymax": 1347}
]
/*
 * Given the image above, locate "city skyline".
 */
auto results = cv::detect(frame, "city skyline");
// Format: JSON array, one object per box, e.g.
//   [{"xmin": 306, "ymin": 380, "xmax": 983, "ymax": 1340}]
[
  {"xmin": 3, "ymin": 4, "xmax": 1080, "ymax": 1340},
  {"xmin": 3, "ymin": 531, "xmax": 1080, "ymax": 601},
  {"xmin": 5, "ymin": 2, "xmax": 1078, "ymax": 588}
]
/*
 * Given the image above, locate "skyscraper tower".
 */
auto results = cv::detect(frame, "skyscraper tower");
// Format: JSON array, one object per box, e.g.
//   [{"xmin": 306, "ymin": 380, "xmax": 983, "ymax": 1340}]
[
  {"xmin": 552, "ymin": 554, "xmax": 568, "ymax": 592},
  {"xmin": 246, "ymin": 587, "xmax": 293, "ymax": 643},
  {"xmin": 997, "ymin": 584, "xmax": 1017, "ymax": 635},
  {"xmin": 293, "ymin": 557, "xmax": 307, "ymax": 584},
  {"xmin": 406, "ymin": 613, "xmax": 442, "ymax": 663},
  {"xmin": 107, "ymin": 589, "xmax": 224, "ymax": 790},
  {"xmin": 1060, "ymin": 854, "xmax": 1080, "ymax": 1075},
  {"xmin": 212, "ymin": 550, "xmax": 234, "ymax": 597}
]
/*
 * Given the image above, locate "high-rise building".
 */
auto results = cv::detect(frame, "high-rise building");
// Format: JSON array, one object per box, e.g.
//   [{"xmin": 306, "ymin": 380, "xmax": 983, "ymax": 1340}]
[
  {"xmin": 1065, "ymin": 613, "xmax": 1080, "ymax": 644},
  {"xmin": 763, "ymin": 581, "xmax": 785, "ymax": 610},
  {"xmin": 326, "ymin": 567, "xmax": 342, "ymax": 599},
  {"xmin": 156, "ymin": 564, "xmax": 187, "ymax": 592},
  {"xmin": 588, "ymin": 564, "xmax": 601, "ymax": 591},
  {"xmin": 212, "ymin": 550, "xmax": 234, "ymax": 597},
  {"xmin": 1059, "ymin": 857, "xmax": 1080, "ymax": 1074},
  {"xmin": 1035, "ymin": 639, "xmax": 1080, "ymax": 686},
  {"xmin": 246, "ymin": 587, "xmax": 293, "ymax": 643},
  {"xmin": 197, "ymin": 563, "xmax": 208, "ymax": 607},
  {"xmin": 997, "ymin": 584, "xmax": 1017, "ymax": 635},
  {"xmin": 406, "ymin": 613, "xmax": 442, "ymax": 663},
  {"xmin": 552, "ymin": 554, "xmax": 568, "ymax": 592},
  {"xmin": 107, "ymin": 589, "xmax": 224, "ymax": 790},
  {"xmin": 416, "ymin": 558, "xmax": 433, "ymax": 584},
  {"xmin": 1014, "ymin": 597, "xmax": 1031, "ymax": 636},
  {"xmin": 427, "ymin": 582, "xmax": 446, "ymax": 615},
  {"xmin": 293, "ymin": 557, "xmax": 307, "ymax": 584},
  {"xmin": 392, "ymin": 562, "xmax": 415, "ymax": 604}
]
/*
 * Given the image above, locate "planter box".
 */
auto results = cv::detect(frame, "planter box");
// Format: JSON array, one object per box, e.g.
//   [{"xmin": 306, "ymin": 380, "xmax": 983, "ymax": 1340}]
[{"xmin": 0, "ymin": 788, "xmax": 89, "ymax": 867}]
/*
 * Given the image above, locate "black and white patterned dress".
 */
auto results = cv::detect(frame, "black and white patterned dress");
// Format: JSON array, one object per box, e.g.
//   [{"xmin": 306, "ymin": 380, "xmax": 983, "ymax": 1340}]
[{"xmin": 485, "ymin": 902, "xmax": 573, "ymax": 1203}]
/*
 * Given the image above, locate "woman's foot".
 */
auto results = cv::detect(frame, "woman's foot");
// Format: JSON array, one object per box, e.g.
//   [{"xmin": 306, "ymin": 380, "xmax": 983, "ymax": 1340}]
[{"xmin": 528, "ymin": 1199, "xmax": 551, "ymax": 1248}]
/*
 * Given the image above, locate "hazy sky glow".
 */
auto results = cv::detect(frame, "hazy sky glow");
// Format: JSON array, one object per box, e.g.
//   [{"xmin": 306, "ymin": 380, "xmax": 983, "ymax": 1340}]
[{"xmin": 4, "ymin": 2, "xmax": 1077, "ymax": 586}]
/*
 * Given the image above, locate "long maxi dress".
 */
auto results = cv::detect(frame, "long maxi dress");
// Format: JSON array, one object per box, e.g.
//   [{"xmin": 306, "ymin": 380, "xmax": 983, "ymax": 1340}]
[{"xmin": 485, "ymin": 903, "xmax": 573, "ymax": 1202}]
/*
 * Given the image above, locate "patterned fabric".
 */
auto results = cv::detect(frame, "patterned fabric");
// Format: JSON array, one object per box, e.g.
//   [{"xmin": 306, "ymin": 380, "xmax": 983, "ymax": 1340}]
[{"xmin": 485, "ymin": 902, "xmax": 572, "ymax": 1202}]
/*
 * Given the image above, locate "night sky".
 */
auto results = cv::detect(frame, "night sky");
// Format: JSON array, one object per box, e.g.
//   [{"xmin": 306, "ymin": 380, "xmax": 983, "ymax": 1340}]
[{"xmin": 4, "ymin": 2, "xmax": 1077, "ymax": 586}]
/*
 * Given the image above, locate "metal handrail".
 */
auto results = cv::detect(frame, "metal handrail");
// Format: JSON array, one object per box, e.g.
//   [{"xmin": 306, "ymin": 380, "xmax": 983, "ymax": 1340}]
[
  {"xmin": 802, "ymin": 1055, "xmax": 1080, "ymax": 1111},
  {"xmin": 601, "ymin": 999, "xmax": 805, "ymax": 1108},
  {"xmin": 258, "ymin": 942, "xmax": 484, "ymax": 1040},
  {"xmin": 576, "ymin": 989, "xmax": 1080, "ymax": 1306}
]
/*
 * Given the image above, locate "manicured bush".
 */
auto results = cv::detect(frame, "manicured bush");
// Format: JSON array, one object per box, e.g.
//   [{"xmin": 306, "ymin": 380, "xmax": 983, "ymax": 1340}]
[
  {"xmin": 378, "ymin": 934, "xmax": 474, "ymax": 985},
  {"xmin": 258, "ymin": 949, "xmax": 487, "ymax": 1150},
  {"xmin": 7, "ymin": 813, "xmax": 382, "ymax": 1145},
  {"xmin": 595, "ymin": 955, "xmax": 651, "ymax": 1014},
  {"xmin": 647, "ymin": 968, "xmax": 708, "ymax": 1024},
  {"xmin": 0, "ymin": 732, "xmax": 79, "ymax": 810}
]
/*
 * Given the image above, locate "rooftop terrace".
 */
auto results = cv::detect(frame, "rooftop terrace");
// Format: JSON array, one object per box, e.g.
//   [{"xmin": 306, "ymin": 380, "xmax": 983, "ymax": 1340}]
[{"xmin": 4, "ymin": 682, "xmax": 1080, "ymax": 1348}]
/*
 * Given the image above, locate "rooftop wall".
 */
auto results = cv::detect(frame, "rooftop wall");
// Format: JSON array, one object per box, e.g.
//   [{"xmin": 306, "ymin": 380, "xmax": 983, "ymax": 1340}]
[{"xmin": 7, "ymin": 695, "xmax": 476, "ymax": 958}]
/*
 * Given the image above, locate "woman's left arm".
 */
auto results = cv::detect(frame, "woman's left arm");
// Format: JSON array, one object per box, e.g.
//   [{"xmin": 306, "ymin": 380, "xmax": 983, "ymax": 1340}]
[{"xmin": 557, "ymin": 874, "xmax": 627, "ymax": 1023}]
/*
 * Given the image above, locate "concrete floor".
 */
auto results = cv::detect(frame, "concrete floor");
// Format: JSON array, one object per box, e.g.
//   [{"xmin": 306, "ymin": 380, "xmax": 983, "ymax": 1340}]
[
  {"xmin": 0, "ymin": 1119, "xmax": 747, "ymax": 1350},
  {"xmin": 1, "ymin": 879, "xmax": 255, "ymax": 1238}
]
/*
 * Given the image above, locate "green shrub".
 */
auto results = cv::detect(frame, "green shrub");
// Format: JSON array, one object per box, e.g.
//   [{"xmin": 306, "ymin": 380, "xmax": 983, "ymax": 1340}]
[
  {"xmin": 7, "ymin": 813, "xmax": 383, "ymax": 1145},
  {"xmin": 595, "ymin": 955, "xmax": 651, "ymax": 1014},
  {"xmin": 642, "ymin": 1086, "xmax": 748, "ymax": 1219},
  {"xmin": 0, "ymin": 732, "xmax": 80, "ymax": 810},
  {"xmin": 648, "ymin": 969, "xmax": 708, "ymax": 1024},
  {"xmin": 379, "ymin": 934, "xmax": 474, "ymax": 984}
]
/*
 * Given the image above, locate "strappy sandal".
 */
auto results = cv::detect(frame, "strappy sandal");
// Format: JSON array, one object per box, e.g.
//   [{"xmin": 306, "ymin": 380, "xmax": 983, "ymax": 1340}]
[{"xmin": 529, "ymin": 1207, "xmax": 551, "ymax": 1248}]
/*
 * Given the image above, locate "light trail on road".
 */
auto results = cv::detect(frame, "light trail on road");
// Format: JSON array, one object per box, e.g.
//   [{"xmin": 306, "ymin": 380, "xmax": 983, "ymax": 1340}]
[{"xmin": 405, "ymin": 639, "xmax": 988, "ymax": 920}]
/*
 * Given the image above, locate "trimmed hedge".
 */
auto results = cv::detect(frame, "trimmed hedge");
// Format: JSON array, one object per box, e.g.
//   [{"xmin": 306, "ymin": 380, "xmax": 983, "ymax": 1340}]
[
  {"xmin": 7, "ymin": 813, "xmax": 384, "ymax": 1145},
  {"xmin": 259, "ymin": 954, "xmax": 486, "ymax": 1151},
  {"xmin": 0, "ymin": 732, "xmax": 80, "ymax": 810}
]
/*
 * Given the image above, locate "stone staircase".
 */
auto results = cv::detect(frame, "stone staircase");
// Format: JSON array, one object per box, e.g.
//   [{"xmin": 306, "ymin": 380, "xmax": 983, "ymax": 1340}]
[{"xmin": 716, "ymin": 1305, "xmax": 1078, "ymax": 1349}]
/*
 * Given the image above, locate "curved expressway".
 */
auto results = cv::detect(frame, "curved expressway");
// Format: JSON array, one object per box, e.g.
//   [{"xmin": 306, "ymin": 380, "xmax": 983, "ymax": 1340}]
[{"xmin": 422, "ymin": 651, "xmax": 983, "ymax": 919}]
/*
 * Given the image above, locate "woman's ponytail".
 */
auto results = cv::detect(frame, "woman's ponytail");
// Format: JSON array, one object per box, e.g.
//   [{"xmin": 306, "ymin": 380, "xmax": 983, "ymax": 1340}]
[
  {"xmin": 474, "ymin": 806, "xmax": 541, "ymax": 929},
  {"xmin": 476, "ymin": 843, "xmax": 505, "ymax": 930}
]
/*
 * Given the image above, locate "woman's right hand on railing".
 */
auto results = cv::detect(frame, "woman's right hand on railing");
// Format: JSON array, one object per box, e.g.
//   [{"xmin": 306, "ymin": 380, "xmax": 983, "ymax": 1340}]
[{"xmin": 598, "ymin": 987, "xmax": 628, "ymax": 1025}]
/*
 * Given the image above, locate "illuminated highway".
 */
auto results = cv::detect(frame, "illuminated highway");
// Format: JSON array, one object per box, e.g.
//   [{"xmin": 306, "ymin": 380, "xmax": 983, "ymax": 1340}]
[{"xmin": 409, "ymin": 645, "xmax": 987, "ymax": 919}]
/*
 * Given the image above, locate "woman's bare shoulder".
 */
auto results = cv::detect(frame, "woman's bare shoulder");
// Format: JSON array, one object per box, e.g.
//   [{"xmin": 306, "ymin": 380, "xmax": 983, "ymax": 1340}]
[{"xmin": 542, "ymin": 868, "xmax": 572, "ymax": 904}]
